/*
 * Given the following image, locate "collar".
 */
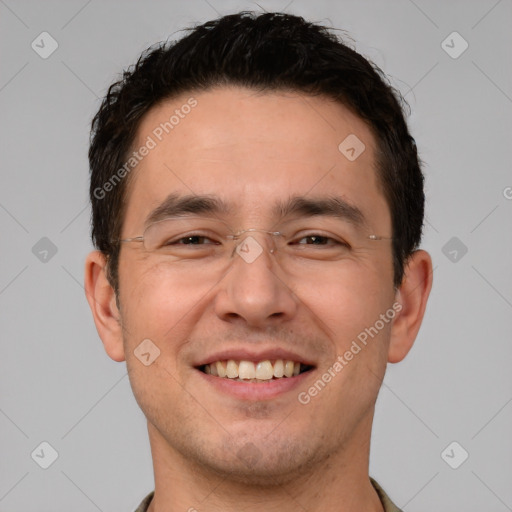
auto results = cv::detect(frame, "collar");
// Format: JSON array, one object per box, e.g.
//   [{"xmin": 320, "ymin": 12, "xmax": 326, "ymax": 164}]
[{"xmin": 134, "ymin": 478, "xmax": 402, "ymax": 512}]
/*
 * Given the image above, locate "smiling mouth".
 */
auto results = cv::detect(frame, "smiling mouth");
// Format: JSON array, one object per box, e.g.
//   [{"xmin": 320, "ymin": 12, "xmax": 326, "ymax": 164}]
[{"xmin": 198, "ymin": 359, "xmax": 314, "ymax": 383}]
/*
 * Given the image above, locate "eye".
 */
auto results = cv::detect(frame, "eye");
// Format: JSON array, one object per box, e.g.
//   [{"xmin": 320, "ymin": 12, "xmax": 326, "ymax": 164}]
[
  {"xmin": 293, "ymin": 234, "xmax": 350, "ymax": 248},
  {"xmin": 170, "ymin": 234, "xmax": 219, "ymax": 246},
  {"xmin": 297, "ymin": 235, "xmax": 331, "ymax": 245}
]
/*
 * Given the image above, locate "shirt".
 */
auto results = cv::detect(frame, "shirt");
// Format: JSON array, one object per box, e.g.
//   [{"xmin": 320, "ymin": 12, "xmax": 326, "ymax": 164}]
[{"xmin": 134, "ymin": 478, "xmax": 403, "ymax": 511}]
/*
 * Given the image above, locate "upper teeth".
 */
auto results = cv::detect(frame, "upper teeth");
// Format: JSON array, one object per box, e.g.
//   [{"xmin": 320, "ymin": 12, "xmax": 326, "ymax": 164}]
[{"xmin": 204, "ymin": 360, "xmax": 301, "ymax": 380}]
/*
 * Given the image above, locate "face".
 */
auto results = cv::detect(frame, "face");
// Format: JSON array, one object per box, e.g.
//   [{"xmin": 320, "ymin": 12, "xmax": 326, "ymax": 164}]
[{"xmin": 115, "ymin": 87, "xmax": 397, "ymax": 483}]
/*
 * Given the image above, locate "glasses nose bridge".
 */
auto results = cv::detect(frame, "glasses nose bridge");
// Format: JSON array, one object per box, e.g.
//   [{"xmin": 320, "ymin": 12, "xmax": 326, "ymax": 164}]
[{"xmin": 229, "ymin": 228, "xmax": 282, "ymax": 257}]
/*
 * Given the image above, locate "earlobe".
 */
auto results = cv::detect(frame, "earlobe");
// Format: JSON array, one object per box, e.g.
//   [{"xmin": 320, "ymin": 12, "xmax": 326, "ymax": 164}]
[
  {"xmin": 84, "ymin": 251, "xmax": 126, "ymax": 362},
  {"xmin": 388, "ymin": 250, "xmax": 433, "ymax": 363}
]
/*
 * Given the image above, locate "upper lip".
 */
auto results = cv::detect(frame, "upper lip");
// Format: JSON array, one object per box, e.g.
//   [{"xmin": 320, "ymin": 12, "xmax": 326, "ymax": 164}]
[{"xmin": 194, "ymin": 347, "xmax": 316, "ymax": 367}]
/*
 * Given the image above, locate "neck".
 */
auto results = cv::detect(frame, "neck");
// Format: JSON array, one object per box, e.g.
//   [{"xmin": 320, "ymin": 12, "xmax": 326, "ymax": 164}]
[{"xmin": 146, "ymin": 420, "xmax": 384, "ymax": 512}]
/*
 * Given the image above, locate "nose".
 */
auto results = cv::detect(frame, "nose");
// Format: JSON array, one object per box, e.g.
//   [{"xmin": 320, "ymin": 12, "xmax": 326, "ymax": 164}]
[{"xmin": 213, "ymin": 233, "xmax": 298, "ymax": 328}]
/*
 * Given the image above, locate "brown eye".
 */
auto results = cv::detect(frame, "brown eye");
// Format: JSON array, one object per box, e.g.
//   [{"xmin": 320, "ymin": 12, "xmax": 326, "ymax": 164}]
[
  {"xmin": 294, "ymin": 234, "xmax": 349, "ymax": 248},
  {"xmin": 298, "ymin": 235, "xmax": 329, "ymax": 245},
  {"xmin": 174, "ymin": 235, "xmax": 216, "ymax": 245}
]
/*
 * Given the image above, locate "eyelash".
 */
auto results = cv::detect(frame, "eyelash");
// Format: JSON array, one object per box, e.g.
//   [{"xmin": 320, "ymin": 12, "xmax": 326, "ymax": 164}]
[{"xmin": 170, "ymin": 232, "xmax": 349, "ymax": 248}]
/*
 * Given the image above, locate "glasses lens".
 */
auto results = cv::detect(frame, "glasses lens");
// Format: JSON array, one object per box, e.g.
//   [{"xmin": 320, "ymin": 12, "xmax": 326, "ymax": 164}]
[
  {"xmin": 140, "ymin": 217, "xmax": 389, "ymax": 264},
  {"xmin": 142, "ymin": 217, "xmax": 228, "ymax": 253}
]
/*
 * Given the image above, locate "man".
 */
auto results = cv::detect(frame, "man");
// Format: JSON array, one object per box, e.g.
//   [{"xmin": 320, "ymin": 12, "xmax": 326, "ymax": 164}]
[{"xmin": 85, "ymin": 11, "xmax": 432, "ymax": 512}]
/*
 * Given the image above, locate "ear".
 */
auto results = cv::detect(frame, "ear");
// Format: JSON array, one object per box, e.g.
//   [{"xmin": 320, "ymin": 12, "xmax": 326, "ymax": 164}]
[
  {"xmin": 84, "ymin": 251, "xmax": 126, "ymax": 362},
  {"xmin": 388, "ymin": 249, "xmax": 433, "ymax": 363}
]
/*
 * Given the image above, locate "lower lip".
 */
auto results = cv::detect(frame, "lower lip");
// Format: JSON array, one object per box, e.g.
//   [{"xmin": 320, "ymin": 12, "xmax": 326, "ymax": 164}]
[{"xmin": 196, "ymin": 368, "xmax": 313, "ymax": 400}]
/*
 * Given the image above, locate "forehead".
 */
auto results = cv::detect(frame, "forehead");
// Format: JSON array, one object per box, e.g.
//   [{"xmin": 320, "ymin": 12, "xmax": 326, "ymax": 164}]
[{"xmin": 123, "ymin": 86, "xmax": 390, "ymax": 232}]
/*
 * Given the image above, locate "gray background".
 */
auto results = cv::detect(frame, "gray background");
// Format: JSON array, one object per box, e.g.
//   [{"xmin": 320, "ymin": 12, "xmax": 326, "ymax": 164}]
[{"xmin": 1, "ymin": 0, "xmax": 511, "ymax": 510}]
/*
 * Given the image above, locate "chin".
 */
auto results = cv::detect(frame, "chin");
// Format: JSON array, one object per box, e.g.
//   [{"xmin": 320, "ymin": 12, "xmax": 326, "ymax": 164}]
[{"xmin": 191, "ymin": 436, "xmax": 325, "ymax": 487}]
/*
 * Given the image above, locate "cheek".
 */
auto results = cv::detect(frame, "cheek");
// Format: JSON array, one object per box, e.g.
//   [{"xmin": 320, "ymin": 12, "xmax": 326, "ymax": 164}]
[
  {"xmin": 118, "ymin": 259, "xmax": 212, "ymax": 349},
  {"xmin": 291, "ymin": 258, "xmax": 394, "ymax": 335}
]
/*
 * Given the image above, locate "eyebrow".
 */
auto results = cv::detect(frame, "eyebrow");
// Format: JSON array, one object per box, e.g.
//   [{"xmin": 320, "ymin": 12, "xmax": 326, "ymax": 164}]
[
  {"xmin": 145, "ymin": 193, "xmax": 234, "ymax": 226},
  {"xmin": 144, "ymin": 193, "xmax": 368, "ymax": 229},
  {"xmin": 273, "ymin": 195, "xmax": 368, "ymax": 229}
]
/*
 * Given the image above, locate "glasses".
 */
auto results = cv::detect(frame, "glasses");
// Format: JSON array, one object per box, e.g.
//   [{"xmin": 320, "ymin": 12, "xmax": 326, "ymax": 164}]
[{"xmin": 116, "ymin": 216, "xmax": 392, "ymax": 270}]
